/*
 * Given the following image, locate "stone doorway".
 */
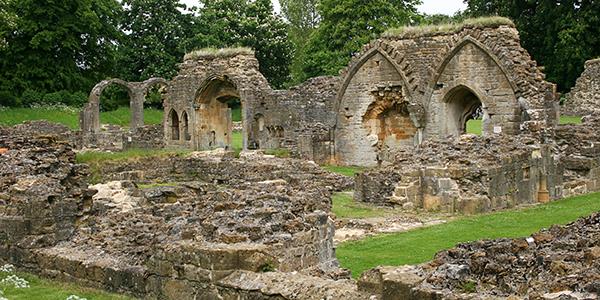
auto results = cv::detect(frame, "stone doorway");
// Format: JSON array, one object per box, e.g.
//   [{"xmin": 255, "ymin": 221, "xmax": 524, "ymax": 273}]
[{"xmin": 195, "ymin": 77, "xmax": 242, "ymax": 150}]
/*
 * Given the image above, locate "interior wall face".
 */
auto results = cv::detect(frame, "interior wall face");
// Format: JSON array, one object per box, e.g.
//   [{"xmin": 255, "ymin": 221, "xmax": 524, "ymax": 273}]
[
  {"xmin": 336, "ymin": 52, "xmax": 412, "ymax": 167},
  {"xmin": 428, "ymin": 42, "xmax": 519, "ymax": 138},
  {"xmin": 195, "ymin": 80, "xmax": 238, "ymax": 150}
]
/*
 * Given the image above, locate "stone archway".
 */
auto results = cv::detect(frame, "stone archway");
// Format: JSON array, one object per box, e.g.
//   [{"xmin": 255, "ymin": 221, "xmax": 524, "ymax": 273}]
[
  {"xmin": 194, "ymin": 76, "xmax": 242, "ymax": 150},
  {"xmin": 334, "ymin": 48, "xmax": 419, "ymax": 167},
  {"xmin": 81, "ymin": 77, "xmax": 168, "ymax": 133},
  {"xmin": 168, "ymin": 109, "xmax": 180, "ymax": 140},
  {"xmin": 81, "ymin": 79, "xmax": 133, "ymax": 133}
]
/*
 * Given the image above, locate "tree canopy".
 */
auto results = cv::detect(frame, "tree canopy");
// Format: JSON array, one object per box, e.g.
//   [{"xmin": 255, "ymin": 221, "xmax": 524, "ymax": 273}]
[
  {"xmin": 466, "ymin": 0, "xmax": 600, "ymax": 92},
  {"xmin": 300, "ymin": 0, "xmax": 421, "ymax": 81}
]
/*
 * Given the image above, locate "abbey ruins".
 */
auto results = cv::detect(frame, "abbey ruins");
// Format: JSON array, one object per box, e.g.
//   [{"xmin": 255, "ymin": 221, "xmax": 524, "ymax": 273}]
[{"xmin": 2, "ymin": 18, "xmax": 600, "ymax": 299}]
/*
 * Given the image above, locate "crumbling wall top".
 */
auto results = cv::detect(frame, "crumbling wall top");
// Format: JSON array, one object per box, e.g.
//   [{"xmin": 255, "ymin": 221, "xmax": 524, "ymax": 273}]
[
  {"xmin": 382, "ymin": 17, "xmax": 515, "ymax": 39},
  {"xmin": 183, "ymin": 47, "xmax": 254, "ymax": 62}
]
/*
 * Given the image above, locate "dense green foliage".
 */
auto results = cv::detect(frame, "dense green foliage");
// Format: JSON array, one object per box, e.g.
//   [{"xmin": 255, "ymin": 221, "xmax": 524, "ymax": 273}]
[
  {"xmin": 465, "ymin": 0, "xmax": 600, "ymax": 92},
  {"xmin": 299, "ymin": 0, "xmax": 421, "ymax": 81},
  {"xmin": 0, "ymin": 0, "xmax": 122, "ymax": 98},
  {"xmin": 186, "ymin": 0, "xmax": 293, "ymax": 88},
  {"xmin": 338, "ymin": 191, "xmax": 600, "ymax": 277},
  {"xmin": 118, "ymin": 0, "xmax": 190, "ymax": 81},
  {"xmin": 280, "ymin": 0, "xmax": 319, "ymax": 85}
]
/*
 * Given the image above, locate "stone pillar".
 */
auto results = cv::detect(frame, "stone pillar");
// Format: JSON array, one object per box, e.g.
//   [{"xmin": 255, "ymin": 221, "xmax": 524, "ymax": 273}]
[{"xmin": 130, "ymin": 84, "xmax": 145, "ymax": 132}]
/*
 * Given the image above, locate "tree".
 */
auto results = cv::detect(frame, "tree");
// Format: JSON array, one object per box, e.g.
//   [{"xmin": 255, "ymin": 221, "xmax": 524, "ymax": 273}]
[
  {"xmin": 118, "ymin": 0, "xmax": 192, "ymax": 81},
  {"xmin": 300, "ymin": 0, "xmax": 421, "ymax": 81},
  {"xmin": 465, "ymin": 0, "xmax": 600, "ymax": 92},
  {"xmin": 186, "ymin": 0, "xmax": 293, "ymax": 88},
  {"xmin": 0, "ymin": 0, "xmax": 122, "ymax": 98},
  {"xmin": 280, "ymin": 0, "xmax": 320, "ymax": 85},
  {"xmin": 0, "ymin": 0, "xmax": 16, "ymax": 49}
]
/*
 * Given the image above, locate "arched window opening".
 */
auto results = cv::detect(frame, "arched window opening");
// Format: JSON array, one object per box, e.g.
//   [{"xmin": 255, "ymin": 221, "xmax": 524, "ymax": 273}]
[
  {"xmin": 169, "ymin": 109, "xmax": 180, "ymax": 140},
  {"xmin": 445, "ymin": 87, "xmax": 484, "ymax": 136},
  {"xmin": 182, "ymin": 111, "xmax": 190, "ymax": 141}
]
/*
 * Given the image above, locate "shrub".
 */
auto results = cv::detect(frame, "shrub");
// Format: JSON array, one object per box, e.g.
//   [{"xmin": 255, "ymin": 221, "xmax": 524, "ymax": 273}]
[
  {"xmin": 20, "ymin": 89, "xmax": 45, "ymax": 107},
  {"xmin": 0, "ymin": 90, "xmax": 20, "ymax": 107}
]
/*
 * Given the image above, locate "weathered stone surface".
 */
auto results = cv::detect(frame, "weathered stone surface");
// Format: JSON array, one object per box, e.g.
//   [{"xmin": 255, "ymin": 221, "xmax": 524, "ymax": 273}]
[
  {"xmin": 565, "ymin": 59, "xmax": 600, "ymax": 116},
  {"xmin": 355, "ymin": 135, "xmax": 562, "ymax": 214}
]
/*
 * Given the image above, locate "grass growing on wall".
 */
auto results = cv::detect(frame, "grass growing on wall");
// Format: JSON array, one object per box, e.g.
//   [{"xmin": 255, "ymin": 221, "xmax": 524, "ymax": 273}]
[
  {"xmin": 337, "ymin": 192, "xmax": 600, "ymax": 278},
  {"xmin": 383, "ymin": 16, "xmax": 515, "ymax": 38},
  {"xmin": 0, "ymin": 107, "xmax": 163, "ymax": 129}
]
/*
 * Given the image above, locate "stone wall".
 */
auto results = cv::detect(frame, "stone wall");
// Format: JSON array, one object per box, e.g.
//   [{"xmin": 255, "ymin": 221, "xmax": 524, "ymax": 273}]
[
  {"xmin": 356, "ymin": 135, "xmax": 562, "ymax": 214},
  {"xmin": 335, "ymin": 20, "xmax": 558, "ymax": 166},
  {"xmin": 555, "ymin": 116, "xmax": 600, "ymax": 197},
  {"xmin": 165, "ymin": 52, "xmax": 339, "ymax": 164},
  {"xmin": 0, "ymin": 128, "xmax": 92, "ymax": 268},
  {"xmin": 565, "ymin": 58, "xmax": 600, "ymax": 116}
]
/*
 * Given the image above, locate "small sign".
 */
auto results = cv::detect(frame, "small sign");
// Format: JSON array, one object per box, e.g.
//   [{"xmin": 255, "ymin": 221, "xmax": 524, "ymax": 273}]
[{"xmin": 493, "ymin": 126, "xmax": 502, "ymax": 134}]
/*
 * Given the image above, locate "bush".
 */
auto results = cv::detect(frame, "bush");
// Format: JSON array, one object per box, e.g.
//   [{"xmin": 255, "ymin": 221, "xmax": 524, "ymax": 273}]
[
  {"xmin": 0, "ymin": 91, "xmax": 20, "ymax": 107},
  {"xmin": 21, "ymin": 89, "xmax": 45, "ymax": 107}
]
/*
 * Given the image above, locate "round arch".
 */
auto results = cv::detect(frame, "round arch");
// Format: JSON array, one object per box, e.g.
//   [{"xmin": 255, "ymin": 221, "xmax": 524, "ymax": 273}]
[{"xmin": 82, "ymin": 79, "xmax": 134, "ymax": 133}]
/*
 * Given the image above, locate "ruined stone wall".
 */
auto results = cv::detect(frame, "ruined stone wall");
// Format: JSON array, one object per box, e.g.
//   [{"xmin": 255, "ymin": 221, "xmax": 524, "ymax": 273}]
[
  {"xmin": 335, "ymin": 21, "xmax": 558, "ymax": 166},
  {"xmin": 165, "ymin": 52, "xmax": 339, "ymax": 163},
  {"xmin": 0, "ymin": 128, "xmax": 92, "ymax": 268},
  {"xmin": 356, "ymin": 136, "xmax": 562, "ymax": 214},
  {"xmin": 555, "ymin": 116, "xmax": 600, "ymax": 197},
  {"xmin": 565, "ymin": 58, "xmax": 600, "ymax": 116}
]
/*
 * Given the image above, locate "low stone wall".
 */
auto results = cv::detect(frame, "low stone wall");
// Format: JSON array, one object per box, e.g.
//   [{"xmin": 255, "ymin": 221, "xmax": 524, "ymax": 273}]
[
  {"xmin": 356, "ymin": 135, "xmax": 562, "ymax": 214},
  {"xmin": 92, "ymin": 151, "xmax": 353, "ymax": 193}
]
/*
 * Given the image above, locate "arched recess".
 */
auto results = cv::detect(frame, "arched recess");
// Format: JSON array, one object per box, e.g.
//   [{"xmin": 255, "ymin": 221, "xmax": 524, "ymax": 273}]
[
  {"xmin": 81, "ymin": 79, "xmax": 133, "ymax": 133},
  {"xmin": 425, "ymin": 37, "xmax": 521, "ymax": 137},
  {"xmin": 250, "ymin": 113, "xmax": 265, "ymax": 149},
  {"xmin": 181, "ymin": 111, "xmax": 190, "ymax": 141},
  {"xmin": 194, "ymin": 75, "xmax": 243, "ymax": 150},
  {"xmin": 442, "ymin": 85, "xmax": 485, "ymax": 136},
  {"xmin": 334, "ymin": 47, "xmax": 418, "ymax": 167},
  {"xmin": 168, "ymin": 109, "xmax": 180, "ymax": 140}
]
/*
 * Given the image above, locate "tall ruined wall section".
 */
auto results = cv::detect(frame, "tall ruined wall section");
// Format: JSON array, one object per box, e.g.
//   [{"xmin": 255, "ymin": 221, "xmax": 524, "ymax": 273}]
[
  {"xmin": 335, "ymin": 21, "xmax": 558, "ymax": 166},
  {"xmin": 566, "ymin": 59, "xmax": 600, "ymax": 116},
  {"xmin": 166, "ymin": 52, "xmax": 340, "ymax": 163}
]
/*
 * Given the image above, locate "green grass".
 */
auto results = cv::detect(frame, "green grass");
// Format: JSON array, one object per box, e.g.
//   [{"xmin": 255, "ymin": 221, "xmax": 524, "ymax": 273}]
[
  {"xmin": 337, "ymin": 192, "xmax": 600, "ymax": 278},
  {"xmin": 0, "ymin": 107, "xmax": 163, "ymax": 130},
  {"xmin": 465, "ymin": 116, "xmax": 582, "ymax": 135},
  {"xmin": 322, "ymin": 165, "xmax": 367, "ymax": 177},
  {"xmin": 466, "ymin": 119, "xmax": 482, "ymax": 135},
  {"xmin": 99, "ymin": 107, "xmax": 163, "ymax": 127},
  {"xmin": 76, "ymin": 148, "xmax": 190, "ymax": 164},
  {"xmin": 559, "ymin": 115, "xmax": 582, "ymax": 125},
  {"xmin": 231, "ymin": 107, "xmax": 241, "ymax": 122},
  {"xmin": 231, "ymin": 131, "xmax": 243, "ymax": 151},
  {"xmin": 264, "ymin": 148, "xmax": 291, "ymax": 158},
  {"xmin": 333, "ymin": 192, "xmax": 392, "ymax": 219},
  {"xmin": 0, "ymin": 272, "xmax": 132, "ymax": 300}
]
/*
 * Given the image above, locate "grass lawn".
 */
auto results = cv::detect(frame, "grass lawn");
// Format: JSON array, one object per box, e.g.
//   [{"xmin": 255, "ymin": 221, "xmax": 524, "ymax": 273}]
[
  {"xmin": 0, "ymin": 107, "xmax": 163, "ymax": 130},
  {"xmin": 322, "ymin": 165, "xmax": 367, "ymax": 177},
  {"xmin": 333, "ymin": 192, "xmax": 392, "ymax": 219},
  {"xmin": 0, "ymin": 272, "xmax": 132, "ymax": 300},
  {"xmin": 337, "ymin": 192, "xmax": 600, "ymax": 278}
]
